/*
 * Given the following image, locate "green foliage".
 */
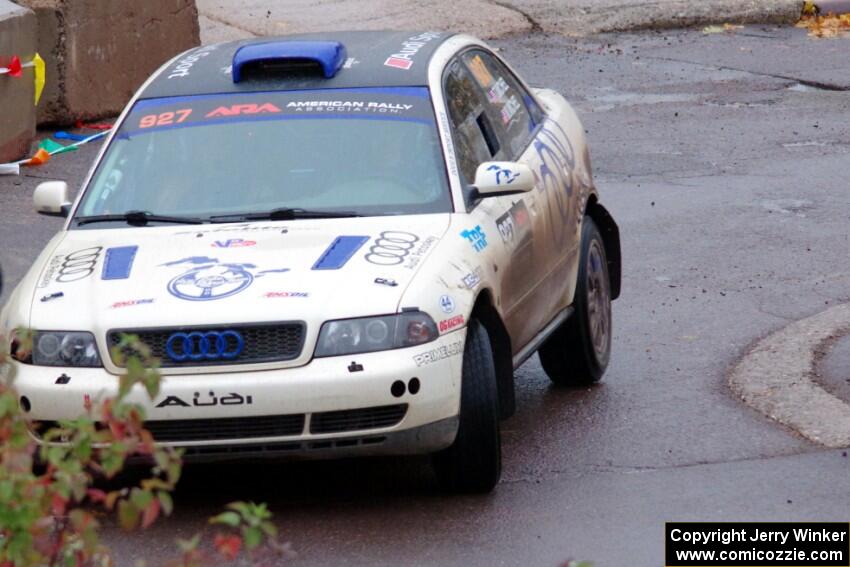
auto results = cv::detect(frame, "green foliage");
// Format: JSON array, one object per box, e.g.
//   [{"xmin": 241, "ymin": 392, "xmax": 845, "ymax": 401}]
[{"xmin": 0, "ymin": 330, "xmax": 288, "ymax": 566}]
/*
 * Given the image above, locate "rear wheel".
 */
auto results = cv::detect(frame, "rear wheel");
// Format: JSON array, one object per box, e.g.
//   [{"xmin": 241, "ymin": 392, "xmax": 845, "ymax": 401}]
[
  {"xmin": 539, "ymin": 217, "xmax": 612, "ymax": 386},
  {"xmin": 432, "ymin": 319, "xmax": 501, "ymax": 493}
]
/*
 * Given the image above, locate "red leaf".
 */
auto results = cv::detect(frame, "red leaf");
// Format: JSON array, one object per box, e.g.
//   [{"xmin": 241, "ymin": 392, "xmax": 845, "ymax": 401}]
[
  {"xmin": 87, "ymin": 488, "xmax": 107, "ymax": 503},
  {"xmin": 141, "ymin": 497, "xmax": 160, "ymax": 529},
  {"xmin": 51, "ymin": 493, "xmax": 67, "ymax": 515},
  {"xmin": 213, "ymin": 533, "xmax": 242, "ymax": 560}
]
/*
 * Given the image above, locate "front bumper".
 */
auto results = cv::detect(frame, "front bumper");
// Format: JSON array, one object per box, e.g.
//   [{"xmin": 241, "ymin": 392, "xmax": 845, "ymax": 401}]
[{"xmin": 15, "ymin": 330, "xmax": 466, "ymax": 458}]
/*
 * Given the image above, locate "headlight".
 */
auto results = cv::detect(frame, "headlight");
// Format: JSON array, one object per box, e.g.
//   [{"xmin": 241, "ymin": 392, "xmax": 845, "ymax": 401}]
[
  {"xmin": 31, "ymin": 331, "xmax": 102, "ymax": 367},
  {"xmin": 314, "ymin": 312, "xmax": 439, "ymax": 357}
]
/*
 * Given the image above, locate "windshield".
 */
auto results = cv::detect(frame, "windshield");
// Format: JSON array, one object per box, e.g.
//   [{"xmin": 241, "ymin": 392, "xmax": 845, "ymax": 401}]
[{"xmin": 74, "ymin": 87, "xmax": 452, "ymax": 226}]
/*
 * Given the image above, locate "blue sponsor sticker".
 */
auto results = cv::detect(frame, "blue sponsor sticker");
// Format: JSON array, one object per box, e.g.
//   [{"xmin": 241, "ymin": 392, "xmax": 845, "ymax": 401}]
[
  {"xmin": 460, "ymin": 226, "xmax": 488, "ymax": 252},
  {"xmin": 101, "ymin": 246, "xmax": 138, "ymax": 280},
  {"xmin": 312, "ymin": 235, "xmax": 369, "ymax": 270}
]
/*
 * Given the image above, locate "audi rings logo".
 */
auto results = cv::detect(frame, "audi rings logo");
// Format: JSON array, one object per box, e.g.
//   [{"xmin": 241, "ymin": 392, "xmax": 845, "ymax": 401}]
[
  {"xmin": 364, "ymin": 231, "xmax": 419, "ymax": 266},
  {"xmin": 165, "ymin": 330, "xmax": 245, "ymax": 362},
  {"xmin": 57, "ymin": 247, "xmax": 103, "ymax": 283}
]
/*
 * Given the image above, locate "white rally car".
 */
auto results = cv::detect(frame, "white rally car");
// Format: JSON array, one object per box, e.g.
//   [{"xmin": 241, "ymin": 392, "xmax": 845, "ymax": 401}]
[{"xmin": 1, "ymin": 31, "xmax": 620, "ymax": 493}]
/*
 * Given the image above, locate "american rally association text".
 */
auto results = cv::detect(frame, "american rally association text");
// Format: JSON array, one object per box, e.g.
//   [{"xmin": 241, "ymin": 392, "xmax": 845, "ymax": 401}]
[{"xmin": 670, "ymin": 527, "xmax": 848, "ymax": 546}]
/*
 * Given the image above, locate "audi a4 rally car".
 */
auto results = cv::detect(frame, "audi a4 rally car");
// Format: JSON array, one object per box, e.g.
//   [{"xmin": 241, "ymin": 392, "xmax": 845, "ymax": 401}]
[{"xmin": 1, "ymin": 31, "xmax": 620, "ymax": 493}]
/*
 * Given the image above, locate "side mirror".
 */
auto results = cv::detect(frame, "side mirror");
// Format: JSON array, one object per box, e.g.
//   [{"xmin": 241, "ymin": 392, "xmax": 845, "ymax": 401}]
[
  {"xmin": 34, "ymin": 181, "xmax": 71, "ymax": 217},
  {"xmin": 472, "ymin": 162, "xmax": 535, "ymax": 197}
]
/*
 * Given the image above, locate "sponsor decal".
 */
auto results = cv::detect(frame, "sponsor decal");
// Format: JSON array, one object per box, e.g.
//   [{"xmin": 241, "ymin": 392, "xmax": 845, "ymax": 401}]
[
  {"xmin": 496, "ymin": 200, "xmax": 532, "ymax": 248},
  {"xmin": 286, "ymin": 100, "xmax": 413, "ymax": 114},
  {"xmin": 534, "ymin": 119, "xmax": 578, "ymax": 247},
  {"xmin": 365, "ymin": 231, "xmax": 419, "ymax": 266},
  {"xmin": 460, "ymin": 226, "xmax": 488, "ymax": 252},
  {"xmin": 167, "ymin": 44, "xmax": 217, "ymax": 79},
  {"xmin": 404, "ymin": 236, "xmax": 437, "ymax": 270},
  {"xmin": 439, "ymin": 295, "xmax": 456, "ymax": 314},
  {"xmin": 488, "ymin": 77, "xmax": 510, "ymax": 103},
  {"xmin": 374, "ymin": 277, "xmax": 398, "ymax": 287},
  {"xmin": 264, "ymin": 291, "xmax": 308, "ymax": 298},
  {"xmin": 343, "ymin": 57, "xmax": 359, "ymax": 69},
  {"xmin": 206, "ymin": 103, "xmax": 281, "ymax": 118},
  {"xmin": 383, "ymin": 31, "xmax": 442, "ymax": 70},
  {"xmin": 40, "ymin": 291, "xmax": 64, "ymax": 302},
  {"xmin": 312, "ymin": 235, "xmax": 369, "ymax": 270},
  {"xmin": 101, "ymin": 245, "xmax": 138, "ymax": 280},
  {"xmin": 43, "ymin": 247, "xmax": 104, "ymax": 285},
  {"xmin": 439, "ymin": 315, "xmax": 465, "ymax": 333},
  {"xmin": 462, "ymin": 268, "xmax": 482, "ymax": 290},
  {"xmin": 438, "ymin": 111, "xmax": 459, "ymax": 178},
  {"xmin": 413, "ymin": 340, "xmax": 463, "ymax": 367},
  {"xmin": 159, "ymin": 256, "xmax": 289, "ymax": 301},
  {"xmin": 487, "ymin": 164, "xmax": 520, "ymax": 186},
  {"xmin": 501, "ymin": 95, "xmax": 522, "ymax": 125},
  {"xmin": 111, "ymin": 298, "xmax": 154, "ymax": 309},
  {"xmin": 211, "ymin": 238, "xmax": 256, "ymax": 248},
  {"xmin": 156, "ymin": 391, "xmax": 253, "ymax": 408},
  {"xmin": 175, "ymin": 224, "xmax": 288, "ymax": 236}
]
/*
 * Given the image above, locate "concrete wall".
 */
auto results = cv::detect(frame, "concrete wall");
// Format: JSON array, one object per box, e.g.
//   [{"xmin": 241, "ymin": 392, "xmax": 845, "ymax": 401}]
[
  {"xmin": 0, "ymin": 0, "xmax": 36, "ymax": 162},
  {"xmin": 19, "ymin": 0, "xmax": 200, "ymax": 125}
]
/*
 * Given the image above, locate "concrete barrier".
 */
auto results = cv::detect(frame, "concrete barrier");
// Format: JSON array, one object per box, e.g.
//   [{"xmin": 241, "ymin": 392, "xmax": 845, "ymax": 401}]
[
  {"xmin": 18, "ymin": 0, "xmax": 201, "ymax": 125},
  {"xmin": 0, "ymin": 0, "xmax": 36, "ymax": 162}
]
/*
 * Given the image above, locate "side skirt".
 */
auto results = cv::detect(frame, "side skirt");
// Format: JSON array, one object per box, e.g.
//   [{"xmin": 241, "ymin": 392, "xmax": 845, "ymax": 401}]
[{"xmin": 511, "ymin": 306, "xmax": 574, "ymax": 370}]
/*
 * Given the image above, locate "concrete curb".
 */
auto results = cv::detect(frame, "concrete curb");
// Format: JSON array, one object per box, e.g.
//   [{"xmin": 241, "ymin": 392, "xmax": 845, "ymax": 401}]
[
  {"xmin": 531, "ymin": 0, "xmax": 805, "ymax": 36},
  {"xmin": 728, "ymin": 303, "xmax": 850, "ymax": 448}
]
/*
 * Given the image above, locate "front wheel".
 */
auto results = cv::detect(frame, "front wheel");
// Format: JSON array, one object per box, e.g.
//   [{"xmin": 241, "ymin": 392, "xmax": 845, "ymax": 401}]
[
  {"xmin": 539, "ymin": 217, "xmax": 612, "ymax": 386},
  {"xmin": 431, "ymin": 319, "xmax": 501, "ymax": 493}
]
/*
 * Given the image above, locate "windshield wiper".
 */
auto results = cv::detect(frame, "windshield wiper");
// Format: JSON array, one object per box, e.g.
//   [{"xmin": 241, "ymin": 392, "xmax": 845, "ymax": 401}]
[
  {"xmin": 209, "ymin": 208, "xmax": 361, "ymax": 223},
  {"xmin": 75, "ymin": 211, "xmax": 205, "ymax": 226}
]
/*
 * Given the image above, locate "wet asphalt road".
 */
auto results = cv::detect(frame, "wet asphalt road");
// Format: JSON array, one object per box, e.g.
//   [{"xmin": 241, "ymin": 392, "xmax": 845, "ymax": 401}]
[{"xmin": 2, "ymin": 26, "xmax": 850, "ymax": 566}]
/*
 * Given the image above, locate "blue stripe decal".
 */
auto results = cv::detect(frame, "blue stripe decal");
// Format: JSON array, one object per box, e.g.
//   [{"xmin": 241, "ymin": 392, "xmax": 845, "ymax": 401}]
[
  {"xmin": 312, "ymin": 236, "xmax": 369, "ymax": 270},
  {"xmin": 102, "ymin": 246, "xmax": 138, "ymax": 280}
]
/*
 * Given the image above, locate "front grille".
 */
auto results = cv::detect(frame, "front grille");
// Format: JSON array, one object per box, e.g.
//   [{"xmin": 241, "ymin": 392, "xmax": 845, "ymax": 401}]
[
  {"xmin": 108, "ymin": 322, "xmax": 305, "ymax": 367},
  {"xmin": 145, "ymin": 414, "xmax": 306, "ymax": 441},
  {"xmin": 310, "ymin": 404, "xmax": 407, "ymax": 434}
]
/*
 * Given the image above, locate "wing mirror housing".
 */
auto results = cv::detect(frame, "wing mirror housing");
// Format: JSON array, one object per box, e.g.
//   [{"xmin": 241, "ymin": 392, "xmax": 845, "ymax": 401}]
[
  {"xmin": 34, "ymin": 181, "xmax": 71, "ymax": 217},
  {"xmin": 472, "ymin": 162, "xmax": 535, "ymax": 198}
]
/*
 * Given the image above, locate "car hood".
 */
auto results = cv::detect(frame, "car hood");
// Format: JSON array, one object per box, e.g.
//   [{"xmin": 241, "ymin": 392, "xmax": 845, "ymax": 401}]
[{"xmin": 28, "ymin": 216, "xmax": 450, "ymax": 332}]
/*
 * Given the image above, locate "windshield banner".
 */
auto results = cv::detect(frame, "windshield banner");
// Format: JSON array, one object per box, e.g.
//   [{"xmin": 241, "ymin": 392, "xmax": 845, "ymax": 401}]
[{"xmin": 121, "ymin": 87, "xmax": 434, "ymax": 137}]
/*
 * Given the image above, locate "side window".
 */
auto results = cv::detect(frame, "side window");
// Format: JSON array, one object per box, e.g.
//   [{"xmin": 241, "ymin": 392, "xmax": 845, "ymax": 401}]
[
  {"xmin": 461, "ymin": 50, "xmax": 541, "ymax": 158},
  {"xmin": 444, "ymin": 59, "xmax": 506, "ymax": 184}
]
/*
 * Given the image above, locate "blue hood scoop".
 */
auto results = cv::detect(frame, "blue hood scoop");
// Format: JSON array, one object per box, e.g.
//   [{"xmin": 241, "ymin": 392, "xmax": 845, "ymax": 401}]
[{"xmin": 232, "ymin": 40, "xmax": 347, "ymax": 82}]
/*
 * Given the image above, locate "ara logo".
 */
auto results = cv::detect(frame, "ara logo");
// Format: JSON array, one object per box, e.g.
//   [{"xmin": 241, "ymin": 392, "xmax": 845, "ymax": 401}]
[
  {"xmin": 211, "ymin": 238, "xmax": 256, "ymax": 248},
  {"xmin": 155, "ymin": 391, "xmax": 253, "ymax": 408},
  {"xmin": 205, "ymin": 103, "xmax": 281, "ymax": 118}
]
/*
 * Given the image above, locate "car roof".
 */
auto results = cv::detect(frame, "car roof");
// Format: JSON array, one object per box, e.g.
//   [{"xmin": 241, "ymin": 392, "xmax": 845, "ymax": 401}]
[{"xmin": 139, "ymin": 31, "xmax": 456, "ymax": 100}]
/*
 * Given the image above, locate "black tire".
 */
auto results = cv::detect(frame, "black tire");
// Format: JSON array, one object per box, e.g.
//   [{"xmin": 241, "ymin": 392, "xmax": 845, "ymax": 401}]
[
  {"xmin": 432, "ymin": 319, "xmax": 501, "ymax": 494},
  {"xmin": 539, "ymin": 217, "xmax": 612, "ymax": 386}
]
